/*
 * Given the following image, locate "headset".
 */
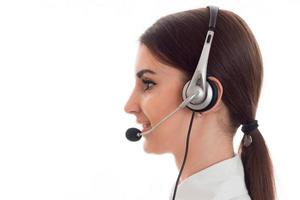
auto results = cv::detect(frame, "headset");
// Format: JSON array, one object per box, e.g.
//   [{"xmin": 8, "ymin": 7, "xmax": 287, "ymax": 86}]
[
  {"xmin": 125, "ymin": 5, "xmax": 219, "ymax": 200},
  {"xmin": 182, "ymin": 5, "xmax": 219, "ymax": 112}
]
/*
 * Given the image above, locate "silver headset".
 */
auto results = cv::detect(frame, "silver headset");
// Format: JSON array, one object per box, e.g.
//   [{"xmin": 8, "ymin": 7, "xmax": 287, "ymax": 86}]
[{"xmin": 182, "ymin": 6, "xmax": 219, "ymax": 112}]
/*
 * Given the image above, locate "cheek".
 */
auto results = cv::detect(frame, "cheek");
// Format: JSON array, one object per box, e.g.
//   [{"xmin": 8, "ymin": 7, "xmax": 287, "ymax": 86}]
[
  {"xmin": 142, "ymin": 98, "xmax": 188, "ymax": 153},
  {"xmin": 141, "ymin": 93, "xmax": 165, "ymax": 122},
  {"xmin": 142, "ymin": 85, "xmax": 185, "ymax": 134}
]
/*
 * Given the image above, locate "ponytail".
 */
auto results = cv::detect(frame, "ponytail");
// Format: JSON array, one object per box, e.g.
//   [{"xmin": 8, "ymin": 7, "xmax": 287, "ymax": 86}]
[{"xmin": 238, "ymin": 129, "xmax": 276, "ymax": 200}]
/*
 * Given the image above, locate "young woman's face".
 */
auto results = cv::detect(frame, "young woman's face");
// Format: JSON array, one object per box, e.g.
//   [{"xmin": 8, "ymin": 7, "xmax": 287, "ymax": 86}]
[{"xmin": 124, "ymin": 44, "xmax": 192, "ymax": 154}]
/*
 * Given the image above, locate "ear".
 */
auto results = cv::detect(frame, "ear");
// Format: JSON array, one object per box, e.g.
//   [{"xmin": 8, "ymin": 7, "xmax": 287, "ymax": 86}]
[{"xmin": 203, "ymin": 76, "xmax": 224, "ymax": 113}]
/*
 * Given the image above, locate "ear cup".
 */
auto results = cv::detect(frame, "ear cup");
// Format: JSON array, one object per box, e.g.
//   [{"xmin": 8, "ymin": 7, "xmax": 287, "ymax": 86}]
[
  {"xmin": 198, "ymin": 79, "xmax": 218, "ymax": 112},
  {"xmin": 182, "ymin": 79, "xmax": 218, "ymax": 112}
]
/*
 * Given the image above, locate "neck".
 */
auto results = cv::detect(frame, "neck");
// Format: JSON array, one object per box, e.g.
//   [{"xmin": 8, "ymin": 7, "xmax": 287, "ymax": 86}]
[{"xmin": 173, "ymin": 128, "xmax": 234, "ymax": 184}]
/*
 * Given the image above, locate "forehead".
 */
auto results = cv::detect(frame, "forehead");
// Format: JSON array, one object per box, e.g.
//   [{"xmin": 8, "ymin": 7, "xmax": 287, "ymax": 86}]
[
  {"xmin": 134, "ymin": 44, "xmax": 189, "ymax": 82},
  {"xmin": 134, "ymin": 44, "xmax": 169, "ymax": 75}
]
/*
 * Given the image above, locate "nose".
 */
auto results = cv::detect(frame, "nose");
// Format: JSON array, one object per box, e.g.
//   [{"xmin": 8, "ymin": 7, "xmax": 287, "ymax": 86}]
[{"xmin": 124, "ymin": 91, "xmax": 140, "ymax": 114}]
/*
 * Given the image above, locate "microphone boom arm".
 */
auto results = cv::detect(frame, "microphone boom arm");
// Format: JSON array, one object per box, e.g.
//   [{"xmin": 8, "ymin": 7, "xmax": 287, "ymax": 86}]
[{"xmin": 138, "ymin": 92, "xmax": 199, "ymax": 137}]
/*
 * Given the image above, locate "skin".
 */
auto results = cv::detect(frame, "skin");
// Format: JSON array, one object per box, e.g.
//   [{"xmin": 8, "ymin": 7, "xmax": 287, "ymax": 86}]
[{"xmin": 124, "ymin": 43, "xmax": 235, "ymax": 183}]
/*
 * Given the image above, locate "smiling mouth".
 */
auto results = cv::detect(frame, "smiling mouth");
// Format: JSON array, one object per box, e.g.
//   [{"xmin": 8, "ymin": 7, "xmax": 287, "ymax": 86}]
[{"xmin": 142, "ymin": 123, "xmax": 152, "ymax": 132}]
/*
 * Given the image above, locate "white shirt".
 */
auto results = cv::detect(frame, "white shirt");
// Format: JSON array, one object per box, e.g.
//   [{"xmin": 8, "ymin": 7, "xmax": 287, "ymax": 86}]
[{"xmin": 169, "ymin": 154, "xmax": 251, "ymax": 200}]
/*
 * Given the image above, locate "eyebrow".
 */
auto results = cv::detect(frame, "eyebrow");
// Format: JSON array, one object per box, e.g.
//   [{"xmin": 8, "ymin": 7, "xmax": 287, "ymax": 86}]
[{"xmin": 136, "ymin": 69, "xmax": 156, "ymax": 78}]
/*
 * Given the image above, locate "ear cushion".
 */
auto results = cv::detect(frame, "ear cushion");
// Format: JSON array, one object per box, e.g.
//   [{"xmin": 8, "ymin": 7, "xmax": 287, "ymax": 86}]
[{"xmin": 199, "ymin": 79, "xmax": 219, "ymax": 112}]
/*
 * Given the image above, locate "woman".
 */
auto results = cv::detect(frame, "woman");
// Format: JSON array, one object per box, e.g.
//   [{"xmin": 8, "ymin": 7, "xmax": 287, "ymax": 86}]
[{"xmin": 124, "ymin": 6, "xmax": 276, "ymax": 200}]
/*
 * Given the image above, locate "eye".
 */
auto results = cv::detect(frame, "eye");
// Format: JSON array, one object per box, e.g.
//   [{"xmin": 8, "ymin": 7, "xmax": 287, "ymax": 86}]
[{"xmin": 141, "ymin": 79, "xmax": 156, "ymax": 91}]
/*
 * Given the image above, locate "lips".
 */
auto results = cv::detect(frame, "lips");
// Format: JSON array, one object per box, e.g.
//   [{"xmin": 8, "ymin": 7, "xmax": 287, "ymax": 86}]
[
  {"xmin": 137, "ymin": 119, "xmax": 152, "ymax": 133},
  {"xmin": 142, "ymin": 123, "xmax": 152, "ymax": 132}
]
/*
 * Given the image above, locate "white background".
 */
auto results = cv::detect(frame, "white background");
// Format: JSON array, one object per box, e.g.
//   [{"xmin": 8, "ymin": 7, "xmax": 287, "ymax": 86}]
[{"xmin": 0, "ymin": 0, "xmax": 299, "ymax": 199}]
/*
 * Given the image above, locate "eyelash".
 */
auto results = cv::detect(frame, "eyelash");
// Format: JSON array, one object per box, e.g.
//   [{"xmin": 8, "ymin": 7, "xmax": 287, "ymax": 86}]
[{"xmin": 141, "ymin": 79, "xmax": 156, "ymax": 91}]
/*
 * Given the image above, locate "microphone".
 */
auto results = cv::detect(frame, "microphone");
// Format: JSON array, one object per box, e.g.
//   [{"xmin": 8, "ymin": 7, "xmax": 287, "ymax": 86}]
[
  {"xmin": 126, "ymin": 128, "xmax": 142, "ymax": 142},
  {"xmin": 125, "ymin": 93, "xmax": 198, "ymax": 142}
]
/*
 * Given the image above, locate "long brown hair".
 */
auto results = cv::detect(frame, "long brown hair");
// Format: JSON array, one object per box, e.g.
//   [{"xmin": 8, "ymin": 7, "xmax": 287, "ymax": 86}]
[{"xmin": 138, "ymin": 7, "xmax": 276, "ymax": 200}]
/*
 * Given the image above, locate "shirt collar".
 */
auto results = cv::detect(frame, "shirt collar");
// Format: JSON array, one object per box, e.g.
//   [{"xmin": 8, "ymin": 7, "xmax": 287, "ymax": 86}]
[{"xmin": 170, "ymin": 154, "xmax": 250, "ymax": 200}]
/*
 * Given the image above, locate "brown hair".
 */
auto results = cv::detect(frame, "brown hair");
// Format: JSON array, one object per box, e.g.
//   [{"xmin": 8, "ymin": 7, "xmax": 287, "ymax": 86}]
[{"xmin": 138, "ymin": 7, "xmax": 276, "ymax": 200}]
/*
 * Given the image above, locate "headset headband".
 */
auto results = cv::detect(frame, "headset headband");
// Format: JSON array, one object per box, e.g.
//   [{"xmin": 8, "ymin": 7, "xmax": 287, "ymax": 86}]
[
  {"xmin": 185, "ymin": 6, "xmax": 219, "ymax": 105},
  {"xmin": 208, "ymin": 6, "xmax": 219, "ymax": 30}
]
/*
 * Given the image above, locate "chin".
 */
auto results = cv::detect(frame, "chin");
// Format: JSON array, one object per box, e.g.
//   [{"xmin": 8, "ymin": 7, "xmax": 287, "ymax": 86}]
[{"xmin": 143, "ymin": 140, "xmax": 167, "ymax": 154}]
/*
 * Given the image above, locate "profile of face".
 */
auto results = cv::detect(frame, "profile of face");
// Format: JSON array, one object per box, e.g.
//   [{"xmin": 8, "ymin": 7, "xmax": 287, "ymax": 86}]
[{"xmin": 124, "ymin": 44, "xmax": 198, "ymax": 154}]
